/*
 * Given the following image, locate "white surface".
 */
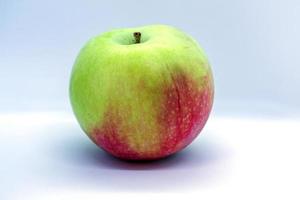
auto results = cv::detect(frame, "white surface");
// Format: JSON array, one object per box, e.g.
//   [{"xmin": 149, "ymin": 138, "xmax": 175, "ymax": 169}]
[{"xmin": 1, "ymin": 112, "xmax": 299, "ymax": 199}]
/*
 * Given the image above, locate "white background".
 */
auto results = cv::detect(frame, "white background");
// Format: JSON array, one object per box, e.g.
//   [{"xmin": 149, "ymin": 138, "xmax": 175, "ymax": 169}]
[{"xmin": 1, "ymin": 0, "xmax": 300, "ymax": 199}]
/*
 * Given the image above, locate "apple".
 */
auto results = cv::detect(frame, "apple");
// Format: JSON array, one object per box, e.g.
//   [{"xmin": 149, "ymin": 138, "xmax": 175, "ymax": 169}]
[{"xmin": 69, "ymin": 25, "xmax": 214, "ymax": 160}]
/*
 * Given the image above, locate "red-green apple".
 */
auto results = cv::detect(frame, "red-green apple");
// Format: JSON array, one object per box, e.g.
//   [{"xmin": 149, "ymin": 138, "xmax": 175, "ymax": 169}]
[{"xmin": 69, "ymin": 25, "xmax": 214, "ymax": 160}]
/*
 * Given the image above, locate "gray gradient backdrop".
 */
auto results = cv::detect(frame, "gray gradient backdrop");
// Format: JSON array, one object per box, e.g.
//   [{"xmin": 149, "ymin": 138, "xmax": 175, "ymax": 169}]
[{"xmin": 1, "ymin": 0, "xmax": 300, "ymax": 116}]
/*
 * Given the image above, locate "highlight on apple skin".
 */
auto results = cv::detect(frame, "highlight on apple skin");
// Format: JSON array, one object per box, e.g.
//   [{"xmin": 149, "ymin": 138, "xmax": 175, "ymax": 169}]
[{"xmin": 69, "ymin": 24, "xmax": 214, "ymax": 160}]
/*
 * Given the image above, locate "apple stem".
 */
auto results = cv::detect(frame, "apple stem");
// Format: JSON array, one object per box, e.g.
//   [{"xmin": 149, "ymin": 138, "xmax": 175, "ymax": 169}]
[{"xmin": 133, "ymin": 32, "xmax": 141, "ymax": 44}]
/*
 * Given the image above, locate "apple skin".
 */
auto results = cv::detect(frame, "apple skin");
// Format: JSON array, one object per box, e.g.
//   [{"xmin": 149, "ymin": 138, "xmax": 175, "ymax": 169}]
[{"xmin": 69, "ymin": 25, "xmax": 214, "ymax": 160}]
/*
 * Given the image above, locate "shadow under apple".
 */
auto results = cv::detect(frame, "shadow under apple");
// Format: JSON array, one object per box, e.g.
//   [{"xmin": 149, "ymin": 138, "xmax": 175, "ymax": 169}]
[{"xmin": 42, "ymin": 124, "xmax": 232, "ymax": 192}]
